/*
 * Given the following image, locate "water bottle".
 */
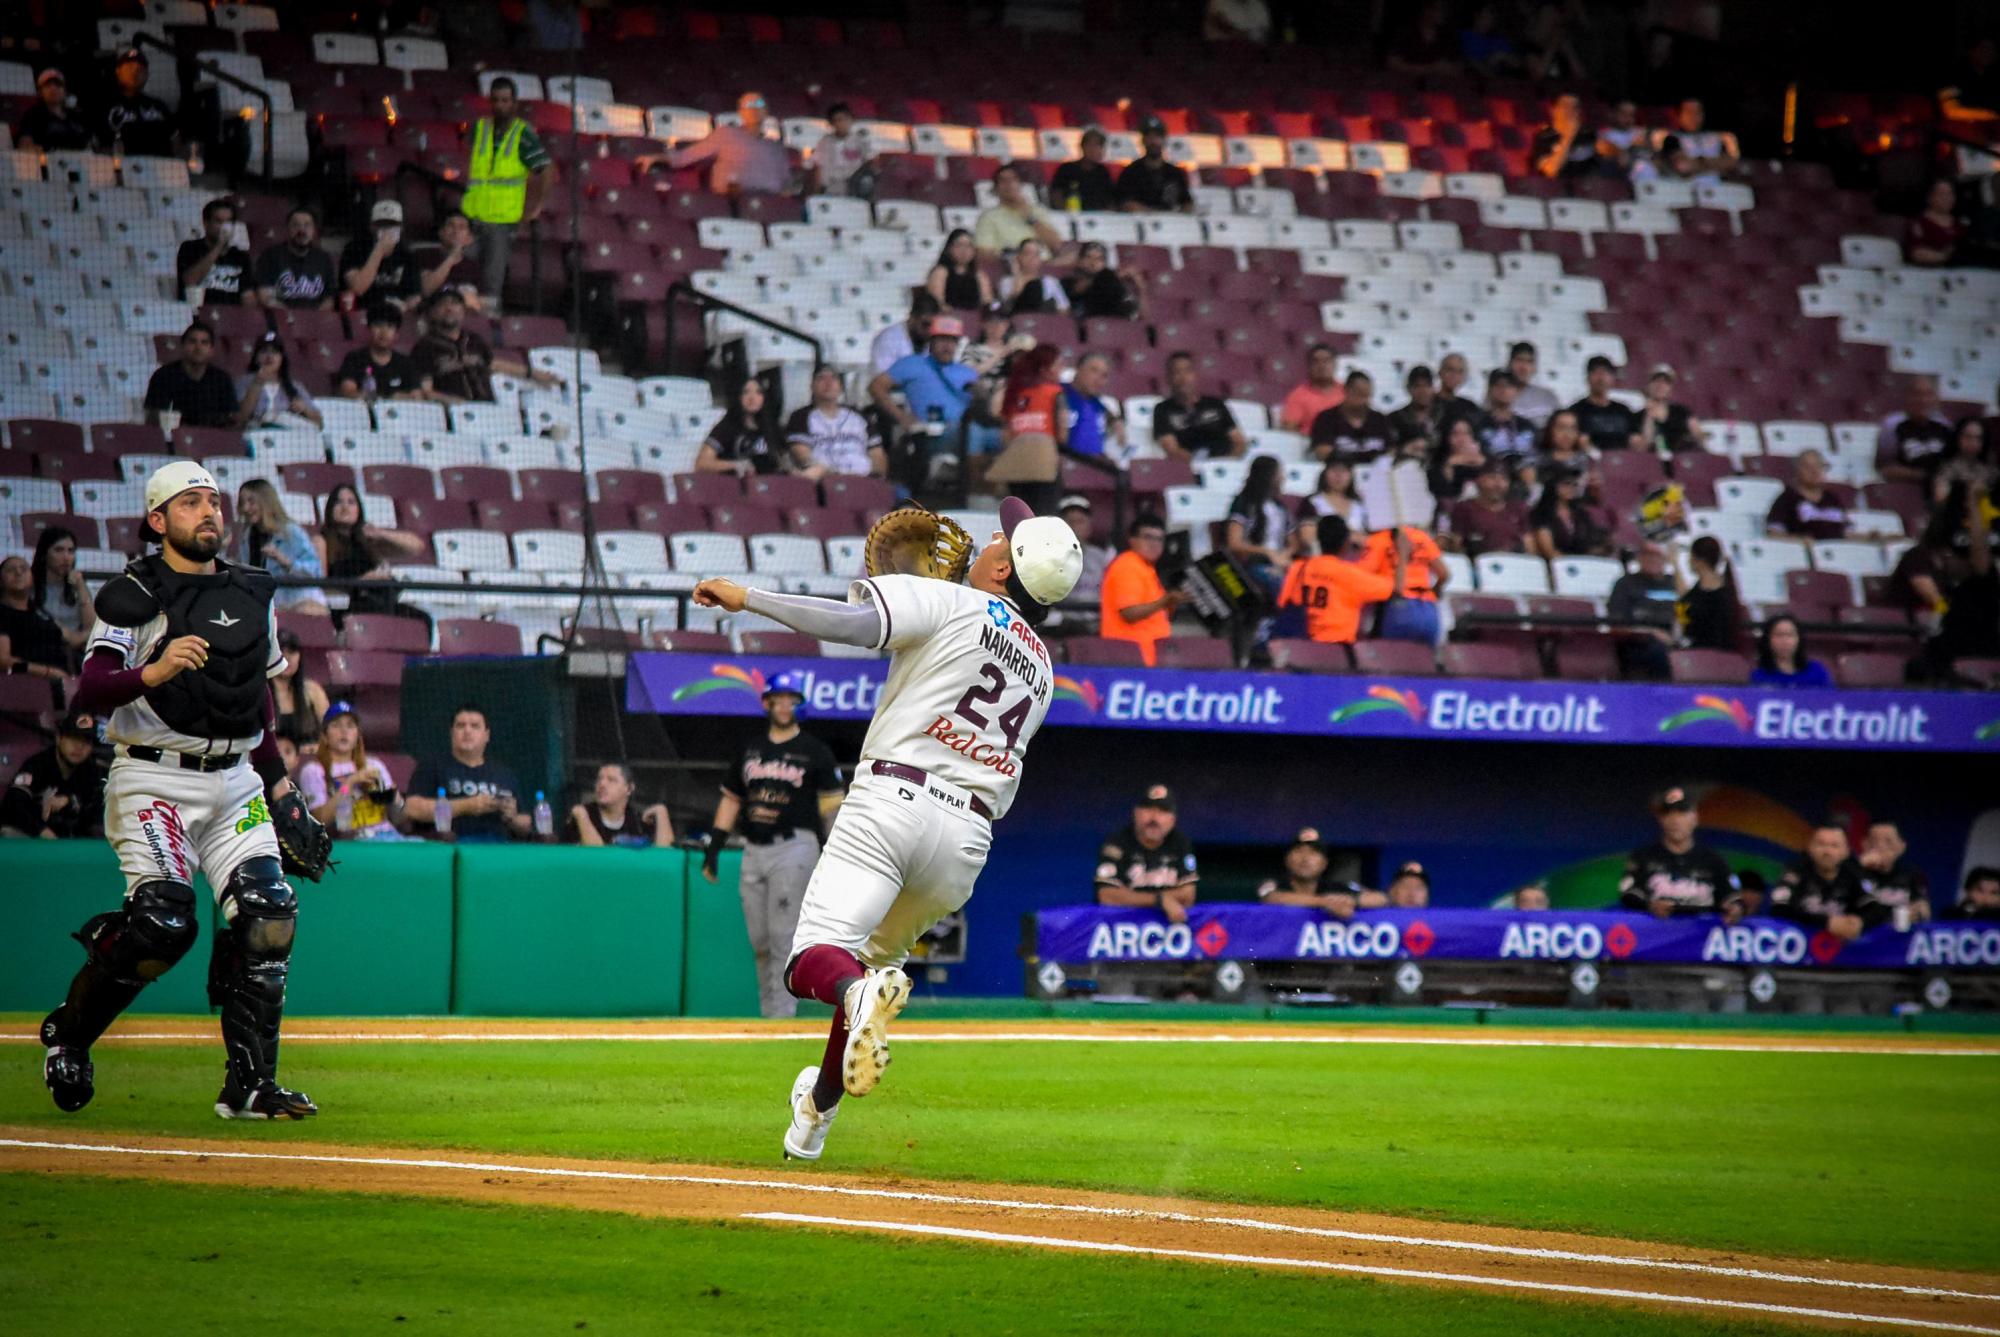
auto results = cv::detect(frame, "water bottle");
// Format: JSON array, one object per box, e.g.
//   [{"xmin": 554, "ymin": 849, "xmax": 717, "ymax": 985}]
[
  {"xmin": 362, "ymin": 363, "xmax": 377, "ymax": 400},
  {"xmin": 334, "ymin": 783, "xmax": 354, "ymax": 834},
  {"xmin": 433, "ymin": 786, "xmax": 452, "ymax": 836},
  {"xmin": 533, "ymin": 790, "xmax": 554, "ymax": 838},
  {"xmin": 925, "ymin": 405, "xmax": 944, "ymax": 439}
]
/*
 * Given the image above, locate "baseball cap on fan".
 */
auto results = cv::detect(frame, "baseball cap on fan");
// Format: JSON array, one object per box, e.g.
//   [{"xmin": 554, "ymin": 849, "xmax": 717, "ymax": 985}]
[
  {"xmin": 999, "ymin": 495, "xmax": 1083, "ymax": 607},
  {"xmin": 370, "ymin": 200, "xmax": 404, "ymax": 225},
  {"xmin": 145, "ymin": 461, "xmax": 221, "ymax": 513}
]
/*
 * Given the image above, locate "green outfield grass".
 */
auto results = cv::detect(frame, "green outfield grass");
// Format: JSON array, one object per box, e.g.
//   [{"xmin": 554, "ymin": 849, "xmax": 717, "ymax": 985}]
[
  {"xmin": 2, "ymin": 1025, "xmax": 1993, "ymax": 1272},
  {"xmin": 0, "ymin": 1174, "xmax": 1798, "ymax": 1337}
]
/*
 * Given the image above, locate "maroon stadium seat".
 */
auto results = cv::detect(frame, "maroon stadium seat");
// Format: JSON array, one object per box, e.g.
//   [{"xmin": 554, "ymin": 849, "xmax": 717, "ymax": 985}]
[
  {"xmin": 441, "ymin": 466, "xmax": 516, "ymax": 502},
  {"xmin": 1268, "ymin": 639, "xmax": 1353, "ymax": 674},
  {"xmin": 324, "ymin": 650, "xmax": 406, "ymax": 690},
  {"xmin": 277, "ymin": 611, "xmax": 338, "ymax": 649},
  {"xmin": 519, "ymin": 468, "xmax": 587, "ymax": 505},
  {"xmin": 738, "ymin": 631, "xmax": 819, "ymax": 657},
  {"xmin": 1063, "ymin": 637, "xmax": 1147, "ymax": 667},
  {"xmin": 1441, "ymin": 642, "xmax": 1540, "ymax": 679},
  {"xmin": 19, "ymin": 512, "xmax": 101, "ymax": 548},
  {"xmin": 745, "ymin": 474, "xmax": 820, "ymax": 510},
  {"xmin": 8, "ymin": 419, "xmax": 85, "ymax": 455},
  {"xmin": 595, "ymin": 468, "xmax": 669, "ymax": 508},
  {"xmin": 436, "ymin": 619, "xmax": 525, "ymax": 657},
  {"xmin": 475, "ymin": 499, "xmax": 555, "ymax": 534},
  {"xmin": 674, "ymin": 472, "xmax": 746, "ymax": 509},
  {"xmin": 1351, "ymin": 640, "xmax": 1439, "ymax": 676},
  {"xmin": 1833, "ymin": 651, "xmax": 1908, "ymax": 689},
  {"xmin": 1552, "ymin": 637, "xmax": 1619, "ymax": 680},
  {"xmin": 362, "ymin": 464, "xmax": 438, "ymax": 502},
  {"xmin": 1953, "ymin": 657, "xmax": 2000, "ymax": 689},
  {"xmin": 1155, "ymin": 638, "xmax": 1236, "ymax": 670},
  {"xmin": 650, "ymin": 629, "xmax": 732, "ymax": 653},
  {"xmin": 280, "ymin": 462, "xmax": 357, "ymax": 499},
  {"xmin": 822, "ymin": 475, "xmax": 896, "ymax": 516},
  {"xmin": 1668, "ymin": 649, "xmax": 1751, "ymax": 684},
  {"xmin": 341, "ymin": 614, "xmax": 432, "ymax": 654}
]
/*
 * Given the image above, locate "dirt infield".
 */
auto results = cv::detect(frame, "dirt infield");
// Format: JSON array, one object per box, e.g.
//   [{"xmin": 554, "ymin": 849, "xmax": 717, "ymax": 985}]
[{"xmin": 3, "ymin": 1126, "xmax": 1995, "ymax": 1334}]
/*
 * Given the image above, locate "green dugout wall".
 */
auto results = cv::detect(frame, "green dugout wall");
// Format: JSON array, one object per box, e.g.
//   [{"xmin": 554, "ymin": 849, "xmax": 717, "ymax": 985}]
[{"xmin": 1, "ymin": 843, "xmax": 762, "ymax": 1017}]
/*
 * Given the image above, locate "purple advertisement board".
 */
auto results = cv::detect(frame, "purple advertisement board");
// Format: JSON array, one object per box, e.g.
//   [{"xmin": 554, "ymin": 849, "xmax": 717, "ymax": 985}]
[
  {"xmin": 628, "ymin": 653, "xmax": 2000, "ymax": 753},
  {"xmin": 1032, "ymin": 905, "xmax": 2000, "ymax": 972}
]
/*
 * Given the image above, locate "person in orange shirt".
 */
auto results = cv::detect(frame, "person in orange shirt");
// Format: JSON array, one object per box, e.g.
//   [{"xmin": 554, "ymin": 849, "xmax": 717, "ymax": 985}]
[
  {"xmin": 1360, "ymin": 522, "xmax": 1448, "ymax": 644},
  {"xmin": 1098, "ymin": 514, "xmax": 1183, "ymax": 665},
  {"xmin": 1277, "ymin": 515, "xmax": 1406, "ymax": 645},
  {"xmin": 1277, "ymin": 342, "xmax": 1344, "ymax": 433},
  {"xmin": 999, "ymin": 344, "xmax": 1066, "ymax": 442}
]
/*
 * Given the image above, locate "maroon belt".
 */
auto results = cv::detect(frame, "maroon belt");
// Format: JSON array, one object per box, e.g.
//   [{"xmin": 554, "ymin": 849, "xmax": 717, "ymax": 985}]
[{"xmin": 871, "ymin": 761, "xmax": 994, "ymax": 820}]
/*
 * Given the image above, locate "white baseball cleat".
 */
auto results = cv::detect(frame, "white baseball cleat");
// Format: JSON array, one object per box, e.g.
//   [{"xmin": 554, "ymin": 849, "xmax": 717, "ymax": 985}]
[
  {"xmin": 840, "ymin": 966, "xmax": 910, "ymax": 1098},
  {"xmin": 782, "ymin": 1065, "xmax": 837, "ymax": 1161}
]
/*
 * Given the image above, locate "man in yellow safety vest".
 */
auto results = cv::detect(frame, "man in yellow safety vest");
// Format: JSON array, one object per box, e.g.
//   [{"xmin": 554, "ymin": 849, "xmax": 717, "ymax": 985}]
[{"xmin": 462, "ymin": 77, "xmax": 553, "ymax": 313}]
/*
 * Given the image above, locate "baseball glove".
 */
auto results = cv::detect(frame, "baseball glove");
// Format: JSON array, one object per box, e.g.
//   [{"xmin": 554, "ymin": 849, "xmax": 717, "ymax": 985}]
[
  {"xmin": 864, "ymin": 506, "xmax": 975, "ymax": 583},
  {"xmin": 271, "ymin": 787, "xmax": 335, "ymax": 883}
]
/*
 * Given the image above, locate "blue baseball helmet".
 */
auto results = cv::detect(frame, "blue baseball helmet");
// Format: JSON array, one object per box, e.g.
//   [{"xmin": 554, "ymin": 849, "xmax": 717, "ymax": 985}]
[{"xmin": 762, "ymin": 671, "xmax": 807, "ymax": 708}]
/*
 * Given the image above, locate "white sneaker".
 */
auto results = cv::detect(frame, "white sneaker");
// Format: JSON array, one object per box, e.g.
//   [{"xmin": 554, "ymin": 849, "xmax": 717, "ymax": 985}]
[
  {"xmin": 782, "ymin": 1065, "xmax": 837, "ymax": 1161},
  {"xmin": 841, "ymin": 966, "xmax": 910, "ymax": 1098}
]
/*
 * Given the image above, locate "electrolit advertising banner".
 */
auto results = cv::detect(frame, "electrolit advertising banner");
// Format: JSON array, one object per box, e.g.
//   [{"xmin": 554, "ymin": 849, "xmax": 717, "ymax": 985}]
[
  {"xmin": 1032, "ymin": 905, "xmax": 2000, "ymax": 972},
  {"xmin": 627, "ymin": 654, "xmax": 2000, "ymax": 753}
]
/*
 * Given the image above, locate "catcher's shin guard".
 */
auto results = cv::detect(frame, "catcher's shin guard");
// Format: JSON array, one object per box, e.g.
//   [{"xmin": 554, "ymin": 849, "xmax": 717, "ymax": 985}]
[
  {"xmin": 209, "ymin": 856, "xmax": 296, "ymax": 1093},
  {"xmin": 48, "ymin": 879, "xmax": 200, "ymax": 1050}
]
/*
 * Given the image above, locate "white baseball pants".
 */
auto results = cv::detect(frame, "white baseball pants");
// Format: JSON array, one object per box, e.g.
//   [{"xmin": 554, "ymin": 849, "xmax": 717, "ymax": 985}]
[{"xmin": 105, "ymin": 755, "xmax": 279, "ymax": 899}]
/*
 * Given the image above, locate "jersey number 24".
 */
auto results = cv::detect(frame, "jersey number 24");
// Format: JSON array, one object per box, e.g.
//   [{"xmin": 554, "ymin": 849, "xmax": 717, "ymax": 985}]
[{"xmin": 954, "ymin": 664, "xmax": 1032, "ymax": 752}]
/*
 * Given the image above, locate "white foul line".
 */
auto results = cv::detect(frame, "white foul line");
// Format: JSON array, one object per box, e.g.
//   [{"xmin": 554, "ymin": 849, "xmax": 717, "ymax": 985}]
[
  {"xmin": 1, "ymin": 1137, "xmax": 1993, "ymax": 1303},
  {"xmin": 741, "ymin": 1212, "xmax": 2000, "ymax": 1336},
  {"xmin": 6, "ymin": 1030, "xmax": 1995, "ymax": 1057}
]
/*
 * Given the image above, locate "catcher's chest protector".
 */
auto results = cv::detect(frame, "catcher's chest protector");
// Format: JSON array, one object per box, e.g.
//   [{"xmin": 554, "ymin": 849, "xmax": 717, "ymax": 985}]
[{"xmin": 132, "ymin": 558, "xmax": 274, "ymax": 739}]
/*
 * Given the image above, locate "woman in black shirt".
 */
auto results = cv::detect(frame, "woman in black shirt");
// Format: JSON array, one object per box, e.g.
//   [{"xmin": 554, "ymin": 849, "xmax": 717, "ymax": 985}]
[
  {"xmin": 1063, "ymin": 242, "xmax": 1139, "ymax": 320},
  {"xmin": 1529, "ymin": 468, "xmax": 1610, "ymax": 558},
  {"xmin": 0, "ymin": 554, "xmax": 69, "ymax": 685},
  {"xmin": 1677, "ymin": 535, "xmax": 1743, "ymax": 650},
  {"xmin": 316, "ymin": 482, "xmax": 430, "ymax": 620},
  {"xmin": 696, "ymin": 377, "xmax": 787, "ymax": 476},
  {"xmin": 925, "ymin": 229, "xmax": 992, "ymax": 314}
]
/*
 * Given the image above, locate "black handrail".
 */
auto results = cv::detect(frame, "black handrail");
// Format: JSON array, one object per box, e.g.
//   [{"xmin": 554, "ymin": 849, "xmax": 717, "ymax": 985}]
[
  {"xmin": 129, "ymin": 32, "xmax": 274, "ymax": 189},
  {"xmin": 663, "ymin": 279, "xmax": 823, "ymax": 377}
]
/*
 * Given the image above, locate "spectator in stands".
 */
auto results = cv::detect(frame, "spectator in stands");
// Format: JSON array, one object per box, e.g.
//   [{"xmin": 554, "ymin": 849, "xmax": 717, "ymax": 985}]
[
  {"xmin": 1635, "ymin": 365, "xmax": 1703, "ymax": 454},
  {"xmin": 1770, "ymin": 823, "xmax": 1868, "ymax": 940},
  {"xmin": 1431, "ymin": 418, "xmax": 1487, "ymax": 503},
  {"xmin": 567, "ymin": 762, "xmax": 674, "ymax": 847},
  {"xmin": 1567, "ymin": 357, "xmax": 1639, "ymax": 452},
  {"xmin": 233, "ymin": 336, "xmax": 322, "ymax": 430},
  {"xmin": 253, "ymin": 207, "xmax": 336, "ymax": 311},
  {"xmin": 1299, "ymin": 460, "xmax": 1370, "ymax": 544},
  {"xmin": 1474, "ymin": 371, "xmax": 1537, "ymax": 470},
  {"xmin": 340, "ymin": 200, "xmax": 424, "ymax": 312},
  {"xmin": 1947, "ymin": 867, "xmax": 2000, "ymax": 920},
  {"xmin": 316, "ymin": 483, "xmax": 428, "ymax": 620},
  {"xmin": 1094, "ymin": 783, "xmax": 1199, "ymax": 923},
  {"xmin": 809, "ymin": 103, "xmax": 875, "ymax": 198},
  {"xmin": 413, "ymin": 289, "xmax": 537, "ymax": 403},
  {"xmin": 998, "ymin": 344, "xmax": 1065, "ymax": 442},
  {"xmin": 1063, "ymin": 241, "xmax": 1143, "ymax": 320},
  {"xmin": 1256, "ymin": 828, "xmax": 1382, "ymax": 917},
  {"xmin": 1532, "ymin": 407, "xmax": 1592, "ymax": 487},
  {"xmin": 1607, "ymin": 541, "xmax": 1679, "ymax": 678},
  {"xmin": 1, "ymin": 711, "xmax": 105, "ymax": 840},
  {"xmin": 926, "ymin": 229, "xmax": 995, "ymax": 314},
  {"xmin": 0, "ymin": 554, "xmax": 69, "ymax": 685},
  {"xmin": 870, "ymin": 289, "xmax": 941, "ymax": 376},
  {"xmin": 999, "ymin": 239, "xmax": 1070, "ymax": 315},
  {"xmin": 1749, "ymin": 614, "xmax": 1832, "ymax": 687},
  {"xmin": 30, "ymin": 527, "xmax": 92, "ymax": 667},
  {"xmin": 1061, "ymin": 352, "xmax": 1127, "ymax": 459},
  {"xmin": 405, "ymin": 704, "xmax": 532, "ymax": 842},
  {"xmin": 1058, "ymin": 496, "xmax": 1115, "ymax": 607},
  {"xmin": 1386, "ymin": 861, "xmax": 1431, "ymax": 908},
  {"xmin": 1099, "ymin": 514, "xmax": 1182, "ymax": 666},
  {"xmin": 464, "ymin": 77, "xmax": 554, "ymax": 311},
  {"xmin": 1532, "ymin": 92, "xmax": 1600, "ymax": 180},
  {"xmin": 1309, "ymin": 371, "xmax": 1394, "ymax": 464},
  {"xmin": 1938, "ymin": 35, "xmax": 1999, "ymax": 123},
  {"xmin": 97, "ymin": 48, "xmax": 175, "ymax": 158},
  {"xmin": 1529, "ymin": 466, "xmax": 1609, "ymax": 559},
  {"xmin": 1458, "ymin": 3, "xmax": 1522, "ymax": 76},
  {"xmin": 1765, "ymin": 451, "xmax": 1850, "ymax": 539},
  {"xmin": 871, "ymin": 315, "xmax": 979, "ymax": 462},
  {"xmin": 1448, "ymin": 459, "xmax": 1529, "ymax": 558},
  {"xmin": 785, "ymin": 366, "xmax": 887, "ymax": 480},
  {"xmin": 1597, "ymin": 99, "xmax": 1655, "ymax": 180},
  {"xmin": 1877, "ymin": 375, "xmax": 1954, "ymax": 485},
  {"xmin": 667, "ymin": 90, "xmax": 793, "ymax": 198},
  {"xmin": 1388, "ymin": 365, "xmax": 1444, "ymax": 449},
  {"xmin": 423, "ymin": 213, "xmax": 479, "ymax": 304},
  {"xmin": 1909, "ymin": 481, "xmax": 1999, "ymax": 682},
  {"xmin": 697, "ymin": 376, "xmax": 787, "ymax": 476},
  {"xmin": 1658, "ymin": 99, "xmax": 1741, "ymax": 179},
  {"xmin": 1050, "ymin": 127, "xmax": 1117, "ymax": 212},
  {"xmin": 1513, "ymin": 883, "xmax": 1552, "ymax": 910},
  {"xmin": 1677, "ymin": 535, "xmax": 1742, "ymax": 650},
  {"xmin": 15, "ymin": 68, "xmax": 89, "ymax": 151},
  {"xmin": 1279, "ymin": 343, "xmax": 1345, "ymax": 434},
  {"xmin": 975, "ymin": 163, "xmax": 1064, "ymax": 261},
  {"xmin": 1857, "ymin": 820, "xmax": 1931, "ymax": 924},
  {"xmin": 1618, "ymin": 786, "xmax": 1744, "ymax": 920},
  {"xmin": 270, "ymin": 629, "xmax": 329, "ymax": 745},
  {"xmin": 1362, "ymin": 522, "xmax": 1447, "ymax": 644},
  {"xmin": 143, "ymin": 321, "xmax": 238, "ymax": 429},
  {"xmin": 1204, "ymin": 0, "xmax": 1272, "ymax": 42},
  {"xmin": 1906, "ymin": 180, "xmax": 1966, "ymax": 267},
  {"xmin": 1507, "ymin": 342, "xmax": 1562, "ymax": 426},
  {"xmin": 1436, "ymin": 352, "xmax": 1482, "ymax": 433},
  {"xmin": 1387, "ymin": 0, "xmax": 1461, "ymax": 78},
  {"xmin": 1225, "ymin": 456, "xmax": 1297, "ymax": 601},
  {"xmin": 336, "ymin": 305, "xmax": 426, "ymax": 401},
  {"xmin": 1931, "ymin": 418, "xmax": 1996, "ymax": 508},
  {"xmin": 231, "ymin": 481, "xmax": 329, "ymax": 615},
  {"xmin": 1277, "ymin": 516, "xmax": 1404, "ymax": 647},
  {"xmin": 177, "ymin": 197, "xmax": 253, "ymax": 307},
  {"xmin": 1117, "ymin": 116, "xmax": 1193, "ymax": 214},
  {"xmin": 1154, "ymin": 353, "xmax": 1247, "ymax": 460},
  {"xmin": 299, "ymin": 702, "xmax": 402, "ymax": 840}
]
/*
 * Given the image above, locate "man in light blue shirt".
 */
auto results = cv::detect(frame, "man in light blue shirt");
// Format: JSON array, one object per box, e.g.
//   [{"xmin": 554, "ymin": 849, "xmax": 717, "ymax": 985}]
[{"xmin": 869, "ymin": 315, "xmax": 988, "ymax": 477}]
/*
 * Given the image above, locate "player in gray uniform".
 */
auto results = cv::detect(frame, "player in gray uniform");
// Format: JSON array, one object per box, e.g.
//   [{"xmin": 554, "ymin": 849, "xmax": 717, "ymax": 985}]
[
  {"xmin": 39, "ymin": 462, "xmax": 320, "ymax": 1120},
  {"xmin": 702, "ymin": 671, "xmax": 847, "ymax": 1018}
]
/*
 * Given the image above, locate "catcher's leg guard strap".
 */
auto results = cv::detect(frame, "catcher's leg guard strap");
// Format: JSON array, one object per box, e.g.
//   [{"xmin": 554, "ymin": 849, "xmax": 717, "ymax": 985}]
[
  {"xmin": 54, "ymin": 880, "xmax": 199, "ymax": 1048},
  {"xmin": 212, "ymin": 856, "xmax": 295, "ymax": 1091}
]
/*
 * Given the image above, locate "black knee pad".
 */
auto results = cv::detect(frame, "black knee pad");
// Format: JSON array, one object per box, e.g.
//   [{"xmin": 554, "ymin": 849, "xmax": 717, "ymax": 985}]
[
  {"xmin": 223, "ymin": 856, "xmax": 297, "ymax": 962},
  {"xmin": 77, "ymin": 880, "xmax": 199, "ymax": 984}
]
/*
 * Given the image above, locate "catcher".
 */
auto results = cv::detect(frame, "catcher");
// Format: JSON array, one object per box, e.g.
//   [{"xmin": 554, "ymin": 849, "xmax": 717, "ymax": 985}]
[
  {"xmin": 693, "ymin": 498, "xmax": 1082, "ymax": 1161},
  {"xmin": 40, "ymin": 462, "xmax": 331, "ymax": 1121}
]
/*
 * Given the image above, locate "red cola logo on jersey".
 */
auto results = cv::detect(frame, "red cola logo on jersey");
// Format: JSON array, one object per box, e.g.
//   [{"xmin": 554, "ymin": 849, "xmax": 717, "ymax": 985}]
[
  {"xmin": 922, "ymin": 715, "xmax": 1018, "ymax": 776},
  {"xmin": 136, "ymin": 801, "xmax": 192, "ymax": 882}
]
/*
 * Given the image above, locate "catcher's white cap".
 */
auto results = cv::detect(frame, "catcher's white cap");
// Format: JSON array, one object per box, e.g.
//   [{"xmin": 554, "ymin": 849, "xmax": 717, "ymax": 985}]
[
  {"xmin": 1000, "ymin": 496, "xmax": 1083, "ymax": 607},
  {"xmin": 145, "ymin": 461, "xmax": 221, "ymax": 513}
]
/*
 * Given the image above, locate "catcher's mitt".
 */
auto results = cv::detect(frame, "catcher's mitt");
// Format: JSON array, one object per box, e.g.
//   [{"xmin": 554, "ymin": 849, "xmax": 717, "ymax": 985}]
[
  {"xmin": 864, "ymin": 506, "xmax": 975, "ymax": 583},
  {"xmin": 271, "ymin": 787, "xmax": 335, "ymax": 883}
]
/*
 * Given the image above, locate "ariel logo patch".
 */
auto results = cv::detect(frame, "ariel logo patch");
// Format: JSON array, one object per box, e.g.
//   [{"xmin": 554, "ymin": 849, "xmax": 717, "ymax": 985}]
[{"xmin": 235, "ymin": 795, "xmax": 271, "ymax": 834}]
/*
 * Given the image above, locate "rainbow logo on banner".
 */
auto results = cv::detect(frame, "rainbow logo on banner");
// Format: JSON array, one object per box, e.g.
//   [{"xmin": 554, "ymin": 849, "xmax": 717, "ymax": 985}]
[
  {"xmin": 668, "ymin": 663, "xmax": 767, "ymax": 702},
  {"xmin": 1052, "ymin": 675, "xmax": 1100, "ymax": 713},
  {"xmin": 1657, "ymin": 694, "xmax": 1751, "ymax": 734},
  {"xmin": 1977, "ymin": 718, "xmax": 2000, "ymax": 742},
  {"xmin": 1328, "ymin": 684, "xmax": 1426, "ymax": 726}
]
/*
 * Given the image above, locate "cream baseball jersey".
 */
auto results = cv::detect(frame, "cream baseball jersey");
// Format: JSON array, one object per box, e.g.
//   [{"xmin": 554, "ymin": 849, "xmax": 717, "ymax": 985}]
[
  {"xmin": 85, "ymin": 602, "xmax": 285, "ymax": 753},
  {"xmin": 849, "ymin": 575, "xmax": 1054, "ymax": 820}
]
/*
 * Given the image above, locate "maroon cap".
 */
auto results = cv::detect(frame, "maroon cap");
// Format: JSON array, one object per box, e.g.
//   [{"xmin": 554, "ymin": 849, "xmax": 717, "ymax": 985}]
[{"xmin": 999, "ymin": 494, "xmax": 1034, "ymax": 541}]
